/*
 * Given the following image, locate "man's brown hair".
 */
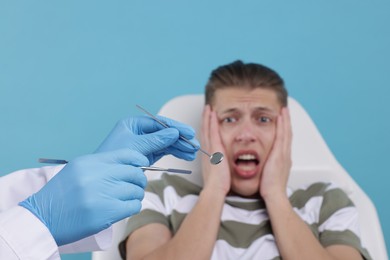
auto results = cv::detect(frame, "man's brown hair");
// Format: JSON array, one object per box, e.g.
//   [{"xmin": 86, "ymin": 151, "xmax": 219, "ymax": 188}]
[{"xmin": 205, "ymin": 60, "xmax": 288, "ymax": 106}]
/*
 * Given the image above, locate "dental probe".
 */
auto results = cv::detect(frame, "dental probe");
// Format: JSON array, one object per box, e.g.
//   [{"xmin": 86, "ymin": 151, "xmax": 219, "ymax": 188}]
[
  {"xmin": 136, "ymin": 104, "xmax": 224, "ymax": 165},
  {"xmin": 38, "ymin": 158, "xmax": 192, "ymax": 174}
]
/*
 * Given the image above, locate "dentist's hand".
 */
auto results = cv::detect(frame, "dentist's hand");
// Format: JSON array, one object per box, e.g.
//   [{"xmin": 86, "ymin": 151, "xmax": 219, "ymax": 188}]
[
  {"xmin": 96, "ymin": 115, "xmax": 199, "ymax": 164},
  {"xmin": 19, "ymin": 149, "xmax": 148, "ymax": 246}
]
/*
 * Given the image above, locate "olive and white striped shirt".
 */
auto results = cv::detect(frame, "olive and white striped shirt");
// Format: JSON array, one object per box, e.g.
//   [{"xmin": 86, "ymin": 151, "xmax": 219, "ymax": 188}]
[{"xmin": 123, "ymin": 173, "xmax": 371, "ymax": 259}]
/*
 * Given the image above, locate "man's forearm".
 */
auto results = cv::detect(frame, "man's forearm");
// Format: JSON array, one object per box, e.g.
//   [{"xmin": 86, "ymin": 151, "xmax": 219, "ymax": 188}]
[
  {"xmin": 265, "ymin": 195, "xmax": 335, "ymax": 260},
  {"xmin": 145, "ymin": 186, "xmax": 225, "ymax": 260}
]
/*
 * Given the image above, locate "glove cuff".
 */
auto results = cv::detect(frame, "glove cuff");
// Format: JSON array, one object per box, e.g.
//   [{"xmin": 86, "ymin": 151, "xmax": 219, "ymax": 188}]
[{"xmin": 19, "ymin": 197, "xmax": 50, "ymax": 234}]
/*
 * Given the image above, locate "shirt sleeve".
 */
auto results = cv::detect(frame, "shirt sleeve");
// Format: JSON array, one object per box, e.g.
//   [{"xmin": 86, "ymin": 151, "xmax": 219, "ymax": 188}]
[
  {"xmin": 118, "ymin": 177, "xmax": 172, "ymax": 258},
  {"xmin": 318, "ymin": 185, "xmax": 372, "ymax": 259},
  {"xmin": 125, "ymin": 188, "xmax": 171, "ymax": 235},
  {"xmin": 59, "ymin": 227, "xmax": 112, "ymax": 253}
]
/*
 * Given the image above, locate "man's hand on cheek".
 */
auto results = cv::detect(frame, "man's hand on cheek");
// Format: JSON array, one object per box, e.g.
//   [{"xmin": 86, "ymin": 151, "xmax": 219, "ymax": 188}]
[
  {"xmin": 259, "ymin": 107, "xmax": 292, "ymax": 201},
  {"xmin": 201, "ymin": 105, "xmax": 230, "ymax": 196}
]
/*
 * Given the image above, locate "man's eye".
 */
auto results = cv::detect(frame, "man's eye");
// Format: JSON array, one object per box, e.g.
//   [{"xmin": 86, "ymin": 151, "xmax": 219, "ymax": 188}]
[
  {"xmin": 259, "ymin": 117, "xmax": 271, "ymax": 123},
  {"xmin": 223, "ymin": 117, "xmax": 236, "ymax": 123}
]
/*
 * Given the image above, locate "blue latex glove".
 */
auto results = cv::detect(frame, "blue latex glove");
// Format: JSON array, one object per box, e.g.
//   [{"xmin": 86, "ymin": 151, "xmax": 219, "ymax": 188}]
[
  {"xmin": 96, "ymin": 115, "xmax": 200, "ymax": 164},
  {"xmin": 19, "ymin": 149, "xmax": 148, "ymax": 246}
]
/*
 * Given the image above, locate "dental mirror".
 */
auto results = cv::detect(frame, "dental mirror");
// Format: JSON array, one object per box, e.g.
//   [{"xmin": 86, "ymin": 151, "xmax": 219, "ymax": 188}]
[
  {"xmin": 209, "ymin": 151, "xmax": 224, "ymax": 165},
  {"xmin": 136, "ymin": 105, "xmax": 224, "ymax": 165}
]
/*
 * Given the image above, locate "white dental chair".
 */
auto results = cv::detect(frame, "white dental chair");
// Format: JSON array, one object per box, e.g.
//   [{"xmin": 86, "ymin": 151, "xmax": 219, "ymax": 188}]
[{"xmin": 92, "ymin": 95, "xmax": 388, "ymax": 260}]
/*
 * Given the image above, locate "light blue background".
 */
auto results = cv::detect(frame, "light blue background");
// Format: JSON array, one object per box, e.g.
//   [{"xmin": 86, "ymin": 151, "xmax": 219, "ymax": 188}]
[{"xmin": 1, "ymin": 1, "xmax": 389, "ymax": 259}]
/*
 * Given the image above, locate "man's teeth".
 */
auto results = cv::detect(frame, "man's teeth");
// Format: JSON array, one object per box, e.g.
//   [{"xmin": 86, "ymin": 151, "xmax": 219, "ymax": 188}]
[{"xmin": 238, "ymin": 154, "xmax": 256, "ymax": 160}]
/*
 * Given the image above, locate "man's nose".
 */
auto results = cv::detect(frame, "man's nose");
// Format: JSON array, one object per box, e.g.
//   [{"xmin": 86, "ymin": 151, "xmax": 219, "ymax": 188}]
[{"xmin": 235, "ymin": 121, "xmax": 256, "ymax": 142}]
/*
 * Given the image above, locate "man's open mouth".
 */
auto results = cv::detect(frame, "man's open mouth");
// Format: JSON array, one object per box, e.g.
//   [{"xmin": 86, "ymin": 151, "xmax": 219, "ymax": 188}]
[
  {"xmin": 234, "ymin": 151, "xmax": 260, "ymax": 178},
  {"xmin": 235, "ymin": 153, "xmax": 259, "ymax": 165}
]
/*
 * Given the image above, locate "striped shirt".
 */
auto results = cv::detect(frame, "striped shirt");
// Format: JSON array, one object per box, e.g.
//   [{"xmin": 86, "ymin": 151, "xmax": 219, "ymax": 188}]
[{"xmin": 123, "ymin": 173, "xmax": 371, "ymax": 259}]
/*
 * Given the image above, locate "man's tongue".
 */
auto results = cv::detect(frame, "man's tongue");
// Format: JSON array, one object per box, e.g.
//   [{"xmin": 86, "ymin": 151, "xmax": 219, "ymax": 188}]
[{"xmin": 236, "ymin": 160, "xmax": 257, "ymax": 178}]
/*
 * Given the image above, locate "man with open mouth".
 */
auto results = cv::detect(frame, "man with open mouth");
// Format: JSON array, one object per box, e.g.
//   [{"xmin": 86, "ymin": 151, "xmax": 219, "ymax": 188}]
[{"xmin": 120, "ymin": 60, "xmax": 371, "ymax": 260}]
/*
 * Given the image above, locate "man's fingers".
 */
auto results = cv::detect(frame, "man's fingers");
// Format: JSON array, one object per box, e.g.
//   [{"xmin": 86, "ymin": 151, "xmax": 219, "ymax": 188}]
[
  {"xmin": 283, "ymin": 108, "xmax": 293, "ymax": 159},
  {"xmin": 201, "ymin": 105, "xmax": 211, "ymax": 152},
  {"xmin": 210, "ymin": 109, "xmax": 222, "ymax": 151}
]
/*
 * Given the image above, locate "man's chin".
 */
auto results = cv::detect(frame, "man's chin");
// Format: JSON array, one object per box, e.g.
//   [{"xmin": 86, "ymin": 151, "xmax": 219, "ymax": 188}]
[
  {"xmin": 229, "ymin": 185, "xmax": 260, "ymax": 198},
  {"xmin": 228, "ymin": 168, "xmax": 262, "ymax": 197}
]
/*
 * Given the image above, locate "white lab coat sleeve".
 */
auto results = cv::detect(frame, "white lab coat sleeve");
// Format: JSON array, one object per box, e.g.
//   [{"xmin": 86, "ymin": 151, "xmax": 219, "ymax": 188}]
[
  {"xmin": 0, "ymin": 165, "xmax": 113, "ymax": 254},
  {"xmin": 0, "ymin": 206, "xmax": 60, "ymax": 260},
  {"xmin": 0, "ymin": 165, "xmax": 63, "ymax": 211}
]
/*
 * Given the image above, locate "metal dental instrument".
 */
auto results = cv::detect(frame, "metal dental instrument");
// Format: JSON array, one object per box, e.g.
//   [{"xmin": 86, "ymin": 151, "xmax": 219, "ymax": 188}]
[
  {"xmin": 38, "ymin": 158, "xmax": 192, "ymax": 174},
  {"xmin": 139, "ymin": 166, "xmax": 191, "ymax": 174},
  {"xmin": 38, "ymin": 158, "xmax": 69, "ymax": 164},
  {"xmin": 136, "ymin": 104, "xmax": 224, "ymax": 165}
]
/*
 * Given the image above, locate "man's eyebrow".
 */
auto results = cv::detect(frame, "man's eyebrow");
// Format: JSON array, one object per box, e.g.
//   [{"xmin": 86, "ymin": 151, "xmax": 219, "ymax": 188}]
[
  {"xmin": 219, "ymin": 106, "xmax": 278, "ymax": 116},
  {"xmin": 253, "ymin": 106, "xmax": 276, "ymax": 113},
  {"xmin": 219, "ymin": 108, "xmax": 239, "ymax": 114},
  {"xmin": 253, "ymin": 107, "xmax": 279, "ymax": 116}
]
